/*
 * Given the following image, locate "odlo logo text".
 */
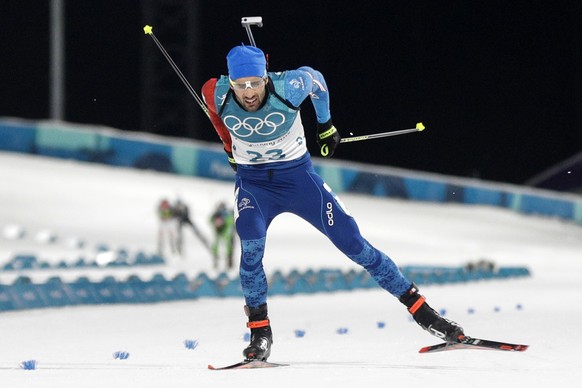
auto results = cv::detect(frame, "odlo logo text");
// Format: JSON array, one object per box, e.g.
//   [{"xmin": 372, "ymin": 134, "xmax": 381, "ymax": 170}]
[{"xmin": 326, "ymin": 202, "xmax": 334, "ymax": 226}]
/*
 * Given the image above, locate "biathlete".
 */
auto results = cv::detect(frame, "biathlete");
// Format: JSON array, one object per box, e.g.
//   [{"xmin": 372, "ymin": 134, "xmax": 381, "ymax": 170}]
[{"xmin": 201, "ymin": 45, "xmax": 464, "ymax": 361}]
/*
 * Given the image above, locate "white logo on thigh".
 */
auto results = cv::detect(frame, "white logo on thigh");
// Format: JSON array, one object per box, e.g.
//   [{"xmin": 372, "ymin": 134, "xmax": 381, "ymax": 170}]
[
  {"xmin": 326, "ymin": 202, "xmax": 334, "ymax": 226},
  {"xmin": 238, "ymin": 197, "xmax": 255, "ymax": 212}
]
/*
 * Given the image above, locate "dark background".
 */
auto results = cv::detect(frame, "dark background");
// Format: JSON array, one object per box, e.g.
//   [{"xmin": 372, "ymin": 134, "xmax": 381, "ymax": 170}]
[{"xmin": 2, "ymin": 1, "xmax": 581, "ymax": 186}]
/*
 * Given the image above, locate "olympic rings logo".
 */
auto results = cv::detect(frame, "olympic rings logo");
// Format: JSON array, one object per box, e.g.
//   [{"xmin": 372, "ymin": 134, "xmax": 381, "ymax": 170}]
[{"xmin": 224, "ymin": 112, "xmax": 286, "ymax": 138}]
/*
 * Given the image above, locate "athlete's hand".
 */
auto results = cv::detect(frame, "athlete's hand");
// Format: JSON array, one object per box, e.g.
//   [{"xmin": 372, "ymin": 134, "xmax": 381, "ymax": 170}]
[
  {"xmin": 317, "ymin": 120, "xmax": 341, "ymax": 158},
  {"xmin": 225, "ymin": 149, "xmax": 237, "ymax": 172}
]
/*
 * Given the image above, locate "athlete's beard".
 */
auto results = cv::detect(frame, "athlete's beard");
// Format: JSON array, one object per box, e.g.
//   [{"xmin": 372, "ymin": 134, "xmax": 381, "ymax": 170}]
[{"xmin": 236, "ymin": 90, "xmax": 265, "ymax": 112}]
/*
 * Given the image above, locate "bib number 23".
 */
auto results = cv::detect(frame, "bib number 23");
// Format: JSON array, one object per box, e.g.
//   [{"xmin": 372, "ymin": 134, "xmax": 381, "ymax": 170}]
[{"xmin": 247, "ymin": 149, "xmax": 285, "ymax": 162}]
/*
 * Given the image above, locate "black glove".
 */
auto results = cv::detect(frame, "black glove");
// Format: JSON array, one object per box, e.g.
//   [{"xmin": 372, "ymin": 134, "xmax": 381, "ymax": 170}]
[
  {"xmin": 317, "ymin": 119, "xmax": 341, "ymax": 158},
  {"xmin": 225, "ymin": 149, "xmax": 237, "ymax": 172}
]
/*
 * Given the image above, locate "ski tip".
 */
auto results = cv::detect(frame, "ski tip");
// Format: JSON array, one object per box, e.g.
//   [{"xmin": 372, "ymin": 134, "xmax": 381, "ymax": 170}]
[
  {"xmin": 208, "ymin": 364, "xmax": 217, "ymax": 370},
  {"xmin": 419, "ymin": 338, "xmax": 530, "ymax": 354}
]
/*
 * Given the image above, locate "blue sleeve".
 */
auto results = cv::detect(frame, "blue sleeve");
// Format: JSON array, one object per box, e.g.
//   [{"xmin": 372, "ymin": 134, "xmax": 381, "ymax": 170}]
[{"xmin": 284, "ymin": 67, "xmax": 331, "ymax": 124}]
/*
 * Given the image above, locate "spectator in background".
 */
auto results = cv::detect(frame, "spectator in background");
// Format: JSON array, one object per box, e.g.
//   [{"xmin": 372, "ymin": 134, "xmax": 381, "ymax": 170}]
[
  {"xmin": 172, "ymin": 198, "xmax": 211, "ymax": 256},
  {"xmin": 209, "ymin": 201, "xmax": 236, "ymax": 270},
  {"xmin": 157, "ymin": 198, "xmax": 177, "ymax": 257}
]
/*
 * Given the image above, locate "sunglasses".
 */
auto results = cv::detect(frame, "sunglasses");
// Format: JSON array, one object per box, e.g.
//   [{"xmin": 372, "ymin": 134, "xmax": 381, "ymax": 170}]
[{"xmin": 229, "ymin": 77, "xmax": 267, "ymax": 90}]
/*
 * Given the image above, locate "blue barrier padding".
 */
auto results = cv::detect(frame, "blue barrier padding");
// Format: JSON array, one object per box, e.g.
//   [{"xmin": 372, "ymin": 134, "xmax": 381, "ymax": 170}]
[
  {"xmin": 214, "ymin": 273, "xmax": 242, "ymax": 297},
  {"xmin": 0, "ymin": 284, "xmax": 16, "ymax": 311},
  {"xmin": 130, "ymin": 275, "xmax": 160, "ymax": 302},
  {"xmin": 348, "ymin": 270, "xmax": 377, "ymax": 289},
  {"xmin": 445, "ymin": 184, "xmax": 465, "ymax": 203},
  {"xmin": 0, "ymin": 265, "xmax": 531, "ymax": 313},
  {"xmin": 346, "ymin": 172, "xmax": 408, "ymax": 198},
  {"xmin": 3, "ymin": 252, "xmax": 166, "ymax": 272},
  {"xmin": 404, "ymin": 178, "xmax": 447, "ymax": 202},
  {"xmin": 170, "ymin": 273, "xmax": 199, "ymax": 300},
  {"xmin": 314, "ymin": 165, "xmax": 346, "ymax": 193},
  {"xmin": 170, "ymin": 144, "xmax": 199, "ymax": 176},
  {"xmin": 315, "ymin": 269, "xmax": 351, "ymax": 292},
  {"xmin": 2, "ymin": 263, "xmax": 14, "ymax": 271},
  {"xmin": 92, "ymin": 276, "xmax": 120, "ymax": 304},
  {"xmin": 151, "ymin": 273, "xmax": 182, "ymax": 301},
  {"xmin": 35, "ymin": 146, "xmax": 85, "ymax": 160},
  {"xmin": 149, "ymin": 255, "xmax": 165, "ymax": 265},
  {"xmin": 107, "ymin": 137, "xmax": 173, "ymax": 171},
  {"xmin": 56, "ymin": 261, "xmax": 69, "ymax": 269},
  {"xmin": 10, "ymin": 254, "xmax": 38, "ymax": 270},
  {"xmin": 343, "ymin": 269, "xmax": 360, "ymax": 288},
  {"xmin": 288, "ymin": 271, "xmax": 314, "ymax": 295},
  {"xmin": 0, "ymin": 122, "xmax": 36, "ymax": 152},
  {"xmin": 134, "ymin": 252, "xmax": 149, "ymax": 264},
  {"xmin": 464, "ymin": 186, "xmax": 504, "ymax": 205},
  {"xmin": 116, "ymin": 275, "xmax": 146, "ymax": 304},
  {"xmin": 305, "ymin": 269, "xmax": 324, "ymax": 292},
  {"xmin": 8, "ymin": 277, "xmax": 48, "ymax": 310},
  {"xmin": 267, "ymin": 272, "xmax": 290, "ymax": 296},
  {"xmin": 73, "ymin": 258, "xmax": 88, "ymax": 268},
  {"xmin": 2, "ymin": 118, "xmax": 581, "ymax": 226},
  {"xmin": 66, "ymin": 277, "xmax": 100, "ymax": 305},
  {"xmin": 518, "ymin": 194, "xmax": 574, "ymax": 219},
  {"xmin": 194, "ymin": 149, "xmax": 236, "ymax": 181},
  {"xmin": 497, "ymin": 267, "xmax": 531, "ymax": 278},
  {"xmin": 40, "ymin": 277, "xmax": 74, "ymax": 307},
  {"xmin": 190, "ymin": 273, "xmax": 221, "ymax": 297}
]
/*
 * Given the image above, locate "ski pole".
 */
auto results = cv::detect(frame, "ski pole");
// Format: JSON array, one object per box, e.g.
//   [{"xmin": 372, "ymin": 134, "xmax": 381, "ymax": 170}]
[
  {"xmin": 241, "ymin": 16, "xmax": 263, "ymax": 47},
  {"xmin": 143, "ymin": 25, "xmax": 210, "ymax": 118},
  {"xmin": 340, "ymin": 122, "xmax": 426, "ymax": 143}
]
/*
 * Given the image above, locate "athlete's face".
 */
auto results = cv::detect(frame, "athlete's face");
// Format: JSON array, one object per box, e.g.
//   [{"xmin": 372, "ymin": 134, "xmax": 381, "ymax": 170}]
[{"xmin": 230, "ymin": 76, "xmax": 268, "ymax": 112}]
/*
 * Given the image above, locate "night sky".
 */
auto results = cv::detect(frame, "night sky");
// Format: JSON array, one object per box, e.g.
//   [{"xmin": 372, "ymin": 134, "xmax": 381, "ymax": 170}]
[{"xmin": 2, "ymin": 1, "xmax": 581, "ymax": 186}]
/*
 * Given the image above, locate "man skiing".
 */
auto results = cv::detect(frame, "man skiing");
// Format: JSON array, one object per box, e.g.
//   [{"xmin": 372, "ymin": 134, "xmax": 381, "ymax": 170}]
[
  {"xmin": 172, "ymin": 198, "xmax": 211, "ymax": 256},
  {"xmin": 156, "ymin": 198, "xmax": 178, "ymax": 256},
  {"xmin": 210, "ymin": 201, "xmax": 236, "ymax": 270},
  {"xmin": 201, "ymin": 45, "xmax": 464, "ymax": 361}
]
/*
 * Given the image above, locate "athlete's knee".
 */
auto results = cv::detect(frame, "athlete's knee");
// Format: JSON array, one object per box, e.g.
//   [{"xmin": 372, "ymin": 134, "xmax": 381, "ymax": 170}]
[
  {"xmin": 347, "ymin": 240, "xmax": 381, "ymax": 268},
  {"xmin": 240, "ymin": 237, "xmax": 266, "ymax": 272},
  {"xmin": 333, "ymin": 233, "xmax": 365, "ymax": 256}
]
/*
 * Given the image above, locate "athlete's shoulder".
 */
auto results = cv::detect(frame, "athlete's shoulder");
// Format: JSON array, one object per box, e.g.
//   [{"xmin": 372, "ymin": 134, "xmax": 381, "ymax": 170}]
[
  {"xmin": 202, "ymin": 78, "xmax": 217, "ymax": 93},
  {"xmin": 201, "ymin": 78, "xmax": 218, "ymax": 111},
  {"xmin": 269, "ymin": 69, "xmax": 314, "ymax": 104},
  {"xmin": 270, "ymin": 68, "xmax": 313, "ymax": 84},
  {"xmin": 202, "ymin": 76, "xmax": 229, "ymax": 95}
]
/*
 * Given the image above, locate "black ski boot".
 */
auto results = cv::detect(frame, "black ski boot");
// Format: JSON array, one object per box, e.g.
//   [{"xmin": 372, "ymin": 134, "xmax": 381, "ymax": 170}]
[
  {"xmin": 243, "ymin": 303, "xmax": 273, "ymax": 361},
  {"xmin": 399, "ymin": 283, "xmax": 465, "ymax": 342}
]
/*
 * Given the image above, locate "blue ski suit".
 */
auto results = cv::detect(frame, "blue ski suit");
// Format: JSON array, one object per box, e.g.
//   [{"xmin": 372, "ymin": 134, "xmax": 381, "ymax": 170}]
[{"xmin": 202, "ymin": 67, "xmax": 412, "ymax": 308}]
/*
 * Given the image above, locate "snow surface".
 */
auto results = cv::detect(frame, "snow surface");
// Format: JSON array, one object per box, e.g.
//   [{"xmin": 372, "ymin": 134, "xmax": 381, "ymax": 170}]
[{"xmin": 1, "ymin": 151, "xmax": 582, "ymax": 387}]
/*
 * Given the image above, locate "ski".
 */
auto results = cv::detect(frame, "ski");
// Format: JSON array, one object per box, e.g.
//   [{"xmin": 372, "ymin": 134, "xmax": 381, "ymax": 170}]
[
  {"xmin": 419, "ymin": 336, "xmax": 529, "ymax": 354},
  {"xmin": 208, "ymin": 360, "xmax": 288, "ymax": 370}
]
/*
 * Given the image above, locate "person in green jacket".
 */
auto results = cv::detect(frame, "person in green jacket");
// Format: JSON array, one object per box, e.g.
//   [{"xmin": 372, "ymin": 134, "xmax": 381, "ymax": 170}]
[{"xmin": 210, "ymin": 201, "xmax": 236, "ymax": 270}]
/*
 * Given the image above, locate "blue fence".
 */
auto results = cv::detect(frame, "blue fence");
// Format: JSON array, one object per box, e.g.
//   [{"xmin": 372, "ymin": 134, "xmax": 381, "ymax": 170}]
[
  {"xmin": 2, "ymin": 118, "xmax": 581, "ymax": 224},
  {"xmin": 0, "ymin": 265, "xmax": 530, "ymax": 312},
  {"xmin": 2, "ymin": 252, "xmax": 164, "ymax": 271},
  {"xmin": 0, "ymin": 118, "xmax": 558, "ymax": 313}
]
